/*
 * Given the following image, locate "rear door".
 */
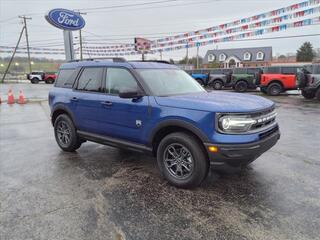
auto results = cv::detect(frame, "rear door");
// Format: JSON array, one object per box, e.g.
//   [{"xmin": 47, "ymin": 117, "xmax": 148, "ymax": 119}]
[
  {"xmin": 281, "ymin": 67, "xmax": 298, "ymax": 89},
  {"xmin": 71, "ymin": 67, "xmax": 104, "ymax": 133},
  {"xmin": 99, "ymin": 67, "xmax": 149, "ymax": 144}
]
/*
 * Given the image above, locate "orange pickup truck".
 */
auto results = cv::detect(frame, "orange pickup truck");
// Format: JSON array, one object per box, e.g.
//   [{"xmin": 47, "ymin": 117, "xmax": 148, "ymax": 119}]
[{"xmin": 259, "ymin": 66, "xmax": 299, "ymax": 95}]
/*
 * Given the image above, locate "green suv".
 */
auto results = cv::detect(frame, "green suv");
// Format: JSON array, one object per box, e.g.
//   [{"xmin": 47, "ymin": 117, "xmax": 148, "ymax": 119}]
[
  {"xmin": 297, "ymin": 64, "xmax": 320, "ymax": 101},
  {"xmin": 231, "ymin": 68, "xmax": 263, "ymax": 92}
]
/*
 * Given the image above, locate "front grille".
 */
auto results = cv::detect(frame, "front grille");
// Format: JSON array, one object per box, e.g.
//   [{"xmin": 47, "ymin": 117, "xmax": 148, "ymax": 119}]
[{"xmin": 248, "ymin": 107, "xmax": 277, "ymax": 132}]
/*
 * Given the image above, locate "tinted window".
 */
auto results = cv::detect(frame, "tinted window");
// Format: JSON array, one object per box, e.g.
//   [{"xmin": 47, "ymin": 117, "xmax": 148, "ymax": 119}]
[
  {"xmin": 55, "ymin": 69, "xmax": 76, "ymax": 88},
  {"xmin": 210, "ymin": 69, "xmax": 222, "ymax": 74},
  {"xmin": 192, "ymin": 70, "xmax": 202, "ymax": 74},
  {"xmin": 233, "ymin": 68, "xmax": 246, "ymax": 74},
  {"xmin": 312, "ymin": 65, "xmax": 320, "ymax": 74},
  {"xmin": 105, "ymin": 68, "xmax": 138, "ymax": 95},
  {"xmin": 247, "ymin": 68, "xmax": 260, "ymax": 74},
  {"xmin": 264, "ymin": 67, "xmax": 280, "ymax": 74},
  {"xmin": 281, "ymin": 67, "xmax": 297, "ymax": 74},
  {"xmin": 77, "ymin": 67, "xmax": 103, "ymax": 92}
]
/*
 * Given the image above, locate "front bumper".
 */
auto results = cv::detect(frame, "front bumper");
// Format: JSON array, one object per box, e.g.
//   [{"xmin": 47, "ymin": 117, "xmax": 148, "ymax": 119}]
[{"xmin": 204, "ymin": 127, "xmax": 280, "ymax": 167}]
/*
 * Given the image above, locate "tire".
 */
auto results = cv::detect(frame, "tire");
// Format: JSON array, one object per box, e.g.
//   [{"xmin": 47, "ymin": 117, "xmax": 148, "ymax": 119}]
[
  {"xmin": 54, "ymin": 114, "xmax": 82, "ymax": 152},
  {"xmin": 31, "ymin": 77, "xmax": 39, "ymax": 84},
  {"xmin": 156, "ymin": 132, "xmax": 209, "ymax": 189},
  {"xmin": 210, "ymin": 80, "xmax": 223, "ymax": 90},
  {"xmin": 196, "ymin": 78, "xmax": 204, "ymax": 86},
  {"xmin": 315, "ymin": 88, "xmax": 320, "ymax": 101},
  {"xmin": 267, "ymin": 82, "xmax": 283, "ymax": 96},
  {"xmin": 46, "ymin": 78, "xmax": 54, "ymax": 84},
  {"xmin": 234, "ymin": 81, "xmax": 248, "ymax": 92},
  {"xmin": 260, "ymin": 87, "xmax": 267, "ymax": 94},
  {"xmin": 301, "ymin": 90, "xmax": 315, "ymax": 99}
]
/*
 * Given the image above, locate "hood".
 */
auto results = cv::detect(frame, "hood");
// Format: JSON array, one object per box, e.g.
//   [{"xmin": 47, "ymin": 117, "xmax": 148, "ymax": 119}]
[{"xmin": 154, "ymin": 91, "xmax": 274, "ymax": 113}]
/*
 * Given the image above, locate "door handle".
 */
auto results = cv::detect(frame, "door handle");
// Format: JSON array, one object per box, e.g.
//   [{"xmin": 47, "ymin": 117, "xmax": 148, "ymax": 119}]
[
  {"xmin": 70, "ymin": 97, "xmax": 78, "ymax": 102},
  {"xmin": 101, "ymin": 101, "xmax": 113, "ymax": 106}
]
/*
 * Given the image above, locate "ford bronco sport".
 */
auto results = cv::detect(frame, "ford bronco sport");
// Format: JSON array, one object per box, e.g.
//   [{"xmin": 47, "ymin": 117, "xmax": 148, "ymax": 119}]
[
  {"xmin": 259, "ymin": 66, "xmax": 299, "ymax": 96},
  {"xmin": 297, "ymin": 64, "xmax": 320, "ymax": 100},
  {"xmin": 49, "ymin": 58, "xmax": 280, "ymax": 188}
]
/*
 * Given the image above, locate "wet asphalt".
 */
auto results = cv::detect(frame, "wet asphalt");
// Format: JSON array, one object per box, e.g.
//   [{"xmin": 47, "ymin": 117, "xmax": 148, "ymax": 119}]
[{"xmin": 0, "ymin": 84, "xmax": 320, "ymax": 240}]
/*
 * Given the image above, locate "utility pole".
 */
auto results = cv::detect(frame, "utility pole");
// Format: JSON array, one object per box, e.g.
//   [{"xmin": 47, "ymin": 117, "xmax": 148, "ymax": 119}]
[
  {"xmin": 186, "ymin": 44, "xmax": 189, "ymax": 66},
  {"xmin": 19, "ymin": 16, "xmax": 32, "ymax": 73},
  {"xmin": 1, "ymin": 26, "xmax": 25, "ymax": 83},
  {"xmin": 74, "ymin": 11, "xmax": 86, "ymax": 60}
]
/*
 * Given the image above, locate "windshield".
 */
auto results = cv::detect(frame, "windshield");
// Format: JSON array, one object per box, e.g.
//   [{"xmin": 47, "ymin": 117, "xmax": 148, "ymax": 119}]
[{"xmin": 137, "ymin": 69, "xmax": 205, "ymax": 96}]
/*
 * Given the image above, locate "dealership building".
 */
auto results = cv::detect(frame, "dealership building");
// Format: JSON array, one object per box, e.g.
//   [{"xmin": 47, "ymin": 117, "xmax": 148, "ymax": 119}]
[{"xmin": 203, "ymin": 47, "xmax": 273, "ymax": 68}]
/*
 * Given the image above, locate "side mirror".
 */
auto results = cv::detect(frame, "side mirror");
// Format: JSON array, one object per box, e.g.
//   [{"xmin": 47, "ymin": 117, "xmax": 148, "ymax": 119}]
[{"xmin": 119, "ymin": 89, "xmax": 143, "ymax": 99}]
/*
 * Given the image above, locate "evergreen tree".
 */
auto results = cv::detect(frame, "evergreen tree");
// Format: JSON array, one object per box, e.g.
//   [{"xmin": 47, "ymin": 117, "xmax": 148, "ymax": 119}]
[{"xmin": 296, "ymin": 42, "xmax": 315, "ymax": 62}]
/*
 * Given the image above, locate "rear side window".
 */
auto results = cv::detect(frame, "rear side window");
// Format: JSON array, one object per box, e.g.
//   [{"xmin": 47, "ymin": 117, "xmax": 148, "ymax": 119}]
[
  {"xmin": 77, "ymin": 67, "xmax": 104, "ymax": 92},
  {"xmin": 55, "ymin": 69, "xmax": 76, "ymax": 88},
  {"xmin": 233, "ymin": 68, "xmax": 246, "ymax": 74},
  {"xmin": 264, "ymin": 67, "xmax": 280, "ymax": 74},
  {"xmin": 210, "ymin": 69, "xmax": 222, "ymax": 74},
  {"xmin": 282, "ymin": 67, "xmax": 297, "ymax": 75}
]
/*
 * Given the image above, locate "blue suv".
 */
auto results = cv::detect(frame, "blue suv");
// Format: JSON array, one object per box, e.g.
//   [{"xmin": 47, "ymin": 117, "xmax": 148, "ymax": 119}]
[{"xmin": 49, "ymin": 58, "xmax": 280, "ymax": 188}]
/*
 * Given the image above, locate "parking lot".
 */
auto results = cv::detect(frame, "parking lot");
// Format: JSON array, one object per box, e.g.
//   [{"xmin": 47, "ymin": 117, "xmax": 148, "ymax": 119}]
[{"xmin": 0, "ymin": 83, "xmax": 320, "ymax": 240}]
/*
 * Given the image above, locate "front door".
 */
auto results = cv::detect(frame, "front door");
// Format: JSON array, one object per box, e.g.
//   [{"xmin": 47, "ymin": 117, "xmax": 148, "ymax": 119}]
[{"xmin": 99, "ymin": 67, "xmax": 149, "ymax": 144}]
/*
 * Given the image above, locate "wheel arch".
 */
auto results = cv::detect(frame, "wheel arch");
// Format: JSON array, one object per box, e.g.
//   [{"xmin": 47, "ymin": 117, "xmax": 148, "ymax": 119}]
[
  {"xmin": 51, "ymin": 104, "xmax": 76, "ymax": 127},
  {"xmin": 148, "ymin": 120, "xmax": 209, "ymax": 156},
  {"xmin": 267, "ymin": 79, "xmax": 284, "ymax": 88}
]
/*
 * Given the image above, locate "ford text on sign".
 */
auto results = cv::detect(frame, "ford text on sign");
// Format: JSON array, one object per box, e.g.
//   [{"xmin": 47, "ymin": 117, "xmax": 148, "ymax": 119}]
[{"xmin": 45, "ymin": 8, "xmax": 85, "ymax": 31}]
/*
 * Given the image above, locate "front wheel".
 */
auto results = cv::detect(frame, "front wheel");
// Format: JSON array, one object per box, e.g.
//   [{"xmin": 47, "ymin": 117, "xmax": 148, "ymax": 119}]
[
  {"xmin": 46, "ymin": 78, "xmax": 54, "ymax": 84},
  {"xmin": 210, "ymin": 80, "xmax": 223, "ymax": 90},
  {"xmin": 301, "ymin": 90, "xmax": 315, "ymax": 99},
  {"xmin": 234, "ymin": 81, "xmax": 248, "ymax": 92},
  {"xmin": 31, "ymin": 78, "xmax": 39, "ymax": 84},
  {"xmin": 157, "ymin": 132, "xmax": 209, "ymax": 189},
  {"xmin": 54, "ymin": 114, "xmax": 82, "ymax": 152}
]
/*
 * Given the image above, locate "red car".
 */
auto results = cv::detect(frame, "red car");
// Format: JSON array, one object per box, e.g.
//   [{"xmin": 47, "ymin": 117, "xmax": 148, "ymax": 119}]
[
  {"xmin": 27, "ymin": 71, "xmax": 56, "ymax": 84},
  {"xmin": 259, "ymin": 66, "xmax": 299, "ymax": 95}
]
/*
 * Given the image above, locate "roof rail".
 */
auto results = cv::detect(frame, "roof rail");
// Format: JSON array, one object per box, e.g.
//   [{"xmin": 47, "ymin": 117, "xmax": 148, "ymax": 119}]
[
  {"xmin": 129, "ymin": 60, "xmax": 172, "ymax": 64},
  {"xmin": 68, "ymin": 57, "xmax": 127, "ymax": 63}
]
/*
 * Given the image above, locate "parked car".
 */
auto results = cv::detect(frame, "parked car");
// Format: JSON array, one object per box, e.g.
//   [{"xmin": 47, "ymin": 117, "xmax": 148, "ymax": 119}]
[
  {"xmin": 49, "ymin": 58, "xmax": 280, "ymax": 188},
  {"xmin": 186, "ymin": 69, "xmax": 210, "ymax": 86},
  {"xmin": 207, "ymin": 68, "xmax": 233, "ymax": 90},
  {"xmin": 231, "ymin": 68, "xmax": 263, "ymax": 92},
  {"xmin": 296, "ymin": 64, "xmax": 320, "ymax": 100},
  {"xmin": 259, "ymin": 66, "xmax": 299, "ymax": 95},
  {"xmin": 27, "ymin": 71, "xmax": 56, "ymax": 84}
]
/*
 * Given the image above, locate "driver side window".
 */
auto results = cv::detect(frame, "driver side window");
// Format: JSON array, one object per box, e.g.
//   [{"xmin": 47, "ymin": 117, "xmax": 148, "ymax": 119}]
[{"xmin": 105, "ymin": 68, "xmax": 138, "ymax": 95}]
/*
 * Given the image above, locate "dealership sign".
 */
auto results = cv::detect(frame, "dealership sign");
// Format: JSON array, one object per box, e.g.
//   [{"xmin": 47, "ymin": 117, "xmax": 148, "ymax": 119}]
[{"xmin": 45, "ymin": 8, "xmax": 85, "ymax": 31}]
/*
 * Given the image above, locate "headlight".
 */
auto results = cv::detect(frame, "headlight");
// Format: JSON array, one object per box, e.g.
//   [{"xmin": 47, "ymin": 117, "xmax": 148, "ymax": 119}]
[
  {"xmin": 217, "ymin": 110, "xmax": 277, "ymax": 134},
  {"xmin": 219, "ymin": 115, "xmax": 257, "ymax": 133}
]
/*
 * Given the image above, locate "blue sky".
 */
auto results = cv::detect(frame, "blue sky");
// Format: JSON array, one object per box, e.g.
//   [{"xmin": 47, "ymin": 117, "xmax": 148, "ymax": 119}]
[{"xmin": 0, "ymin": 0, "xmax": 319, "ymax": 60}]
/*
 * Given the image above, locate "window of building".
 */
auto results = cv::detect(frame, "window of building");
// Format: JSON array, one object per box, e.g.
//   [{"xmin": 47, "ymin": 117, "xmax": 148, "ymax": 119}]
[
  {"xmin": 219, "ymin": 53, "xmax": 226, "ymax": 62},
  {"xmin": 77, "ymin": 67, "xmax": 103, "ymax": 92},
  {"xmin": 105, "ymin": 68, "xmax": 138, "ymax": 95},
  {"xmin": 256, "ymin": 51, "xmax": 265, "ymax": 60},
  {"xmin": 208, "ymin": 54, "xmax": 215, "ymax": 62},
  {"xmin": 243, "ymin": 52, "xmax": 251, "ymax": 61}
]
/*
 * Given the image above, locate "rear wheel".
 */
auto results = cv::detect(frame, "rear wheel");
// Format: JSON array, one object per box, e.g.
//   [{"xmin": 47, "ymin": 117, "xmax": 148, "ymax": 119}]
[
  {"xmin": 210, "ymin": 80, "xmax": 223, "ymax": 90},
  {"xmin": 54, "ymin": 114, "xmax": 82, "ymax": 152},
  {"xmin": 157, "ymin": 132, "xmax": 209, "ymax": 189},
  {"xmin": 196, "ymin": 78, "xmax": 204, "ymax": 86},
  {"xmin": 234, "ymin": 81, "xmax": 248, "ymax": 92},
  {"xmin": 267, "ymin": 82, "xmax": 283, "ymax": 96},
  {"xmin": 301, "ymin": 90, "xmax": 315, "ymax": 99}
]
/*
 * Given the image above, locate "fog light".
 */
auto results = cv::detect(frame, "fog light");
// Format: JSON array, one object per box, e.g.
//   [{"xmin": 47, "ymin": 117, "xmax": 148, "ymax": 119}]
[{"xmin": 208, "ymin": 146, "xmax": 218, "ymax": 153}]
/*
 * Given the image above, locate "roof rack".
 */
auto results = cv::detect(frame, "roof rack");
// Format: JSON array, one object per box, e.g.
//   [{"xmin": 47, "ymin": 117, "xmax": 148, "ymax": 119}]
[
  {"xmin": 68, "ymin": 57, "xmax": 127, "ymax": 63},
  {"xmin": 129, "ymin": 60, "xmax": 172, "ymax": 64}
]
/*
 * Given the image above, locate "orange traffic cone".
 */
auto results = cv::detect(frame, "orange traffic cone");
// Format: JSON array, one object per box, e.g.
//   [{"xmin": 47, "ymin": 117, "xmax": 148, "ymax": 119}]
[
  {"xmin": 7, "ymin": 89, "xmax": 14, "ymax": 104},
  {"xmin": 18, "ymin": 90, "xmax": 26, "ymax": 104}
]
